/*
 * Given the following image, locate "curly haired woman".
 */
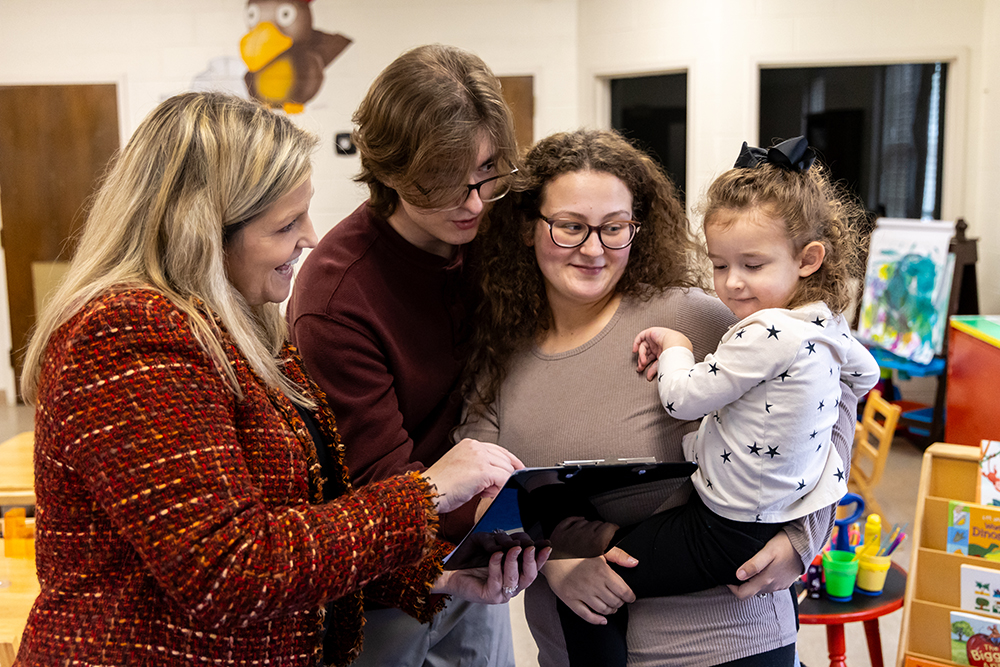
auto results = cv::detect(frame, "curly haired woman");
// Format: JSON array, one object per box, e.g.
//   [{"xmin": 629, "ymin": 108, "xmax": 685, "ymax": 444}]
[{"xmin": 457, "ymin": 129, "xmax": 859, "ymax": 667}]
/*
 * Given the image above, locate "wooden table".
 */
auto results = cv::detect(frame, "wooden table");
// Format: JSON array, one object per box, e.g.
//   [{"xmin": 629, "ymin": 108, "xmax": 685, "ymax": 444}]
[
  {"xmin": 798, "ymin": 562, "xmax": 906, "ymax": 667},
  {"xmin": 0, "ymin": 541, "xmax": 39, "ymax": 667},
  {"xmin": 0, "ymin": 431, "xmax": 33, "ymax": 507}
]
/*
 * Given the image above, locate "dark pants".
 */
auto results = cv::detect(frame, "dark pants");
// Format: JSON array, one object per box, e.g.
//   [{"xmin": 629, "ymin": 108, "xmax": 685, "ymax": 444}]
[{"xmin": 558, "ymin": 493, "xmax": 787, "ymax": 667}]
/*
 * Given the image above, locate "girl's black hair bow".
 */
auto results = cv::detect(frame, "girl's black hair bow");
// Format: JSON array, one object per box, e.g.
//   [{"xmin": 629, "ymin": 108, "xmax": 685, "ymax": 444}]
[{"xmin": 734, "ymin": 135, "xmax": 816, "ymax": 172}]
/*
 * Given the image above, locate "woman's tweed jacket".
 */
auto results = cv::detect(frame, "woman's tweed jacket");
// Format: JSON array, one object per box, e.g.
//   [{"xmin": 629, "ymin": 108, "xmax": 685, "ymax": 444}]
[{"xmin": 16, "ymin": 288, "xmax": 449, "ymax": 666}]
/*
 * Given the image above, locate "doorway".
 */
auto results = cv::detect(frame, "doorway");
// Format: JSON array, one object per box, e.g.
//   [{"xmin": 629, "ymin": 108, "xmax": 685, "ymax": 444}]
[
  {"xmin": 498, "ymin": 75, "xmax": 534, "ymax": 154},
  {"xmin": 0, "ymin": 84, "xmax": 120, "ymax": 400},
  {"xmin": 610, "ymin": 73, "xmax": 688, "ymax": 204}
]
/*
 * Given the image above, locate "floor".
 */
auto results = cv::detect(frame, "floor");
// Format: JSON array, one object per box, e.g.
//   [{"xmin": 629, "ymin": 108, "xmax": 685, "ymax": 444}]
[
  {"xmin": 0, "ymin": 404, "xmax": 925, "ymax": 667},
  {"xmin": 0, "ymin": 405, "xmax": 34, "ymax": 443}
]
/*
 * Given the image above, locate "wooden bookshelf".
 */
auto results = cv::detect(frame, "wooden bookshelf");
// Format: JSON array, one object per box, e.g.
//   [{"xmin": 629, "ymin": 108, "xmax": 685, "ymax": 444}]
[{"xmin": 897, "ymin": 443, "xmax": 1000, "ymax": 666}]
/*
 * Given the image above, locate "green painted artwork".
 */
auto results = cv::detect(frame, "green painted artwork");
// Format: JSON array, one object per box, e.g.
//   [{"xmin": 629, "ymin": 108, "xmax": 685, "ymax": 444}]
[{"xmin": 857, "ymin": 218, "xmax": 955, "ymax": 364}]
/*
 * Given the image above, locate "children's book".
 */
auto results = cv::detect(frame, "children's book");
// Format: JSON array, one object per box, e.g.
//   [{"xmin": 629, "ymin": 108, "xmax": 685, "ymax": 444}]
[
  {"xmin": 948, "ymin": 500, "xmax": 1000, "ymax": 560},
  {"xmin": 981, "ymin": 441, "xmax": 1000, "ymax": 506},
  {"xmin": 961, "ymin": 564, "xmax": 1000, "ymax": 615},
  {"xmin": 951, "ymin": 610, "xmax": 1000, "ymax": 665},
  {"xmin": 905, "ymin": 659, "xmax": 956, "ymax": 667}
]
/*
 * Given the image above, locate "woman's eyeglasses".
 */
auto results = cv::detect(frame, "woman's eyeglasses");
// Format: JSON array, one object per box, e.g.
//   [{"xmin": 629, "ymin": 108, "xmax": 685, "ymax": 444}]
[{"xmin": 543, "ymin": 218, "xmax": 641, "ymax": 249}]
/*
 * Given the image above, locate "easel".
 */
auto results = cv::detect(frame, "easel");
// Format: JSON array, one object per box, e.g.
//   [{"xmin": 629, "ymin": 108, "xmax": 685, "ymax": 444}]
[{"xmin": 877, "ymin": 218, "xmax": 979, "ymax": 447}]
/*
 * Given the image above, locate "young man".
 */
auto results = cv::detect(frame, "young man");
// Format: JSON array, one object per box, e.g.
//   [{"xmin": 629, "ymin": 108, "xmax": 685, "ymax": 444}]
[{"xmin": 288, "ymin": 44, "xmax": 520, "ymax": 667}]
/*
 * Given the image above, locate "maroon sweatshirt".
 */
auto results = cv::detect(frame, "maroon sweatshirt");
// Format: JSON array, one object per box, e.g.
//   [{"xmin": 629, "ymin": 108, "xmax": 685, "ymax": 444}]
[{"xmin": 288, "ymin": 202, "xmax": 475, "ymax": 539}]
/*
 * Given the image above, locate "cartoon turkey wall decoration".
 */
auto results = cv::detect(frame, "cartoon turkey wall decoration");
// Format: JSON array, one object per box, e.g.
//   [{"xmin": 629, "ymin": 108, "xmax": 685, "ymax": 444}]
[{"xmin": 240, "ymin": 0, "xmax": 351, "ymax": 114}]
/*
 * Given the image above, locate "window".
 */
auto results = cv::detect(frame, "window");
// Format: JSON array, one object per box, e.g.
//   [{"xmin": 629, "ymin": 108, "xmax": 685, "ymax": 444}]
[{"xmin": 759, "ymin": 63, "xmax": 947, "ymax": 220}]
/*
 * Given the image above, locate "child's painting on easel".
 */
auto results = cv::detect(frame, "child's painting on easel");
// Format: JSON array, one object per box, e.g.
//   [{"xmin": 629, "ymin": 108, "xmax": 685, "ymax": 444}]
[{"xmin": 857, "ymin": 218, "xmax": 955, "ymax": 364}]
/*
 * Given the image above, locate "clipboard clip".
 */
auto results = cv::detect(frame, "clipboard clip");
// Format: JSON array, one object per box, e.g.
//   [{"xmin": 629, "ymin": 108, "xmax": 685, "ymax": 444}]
[{"xmin": 557, "ymin": 457, "xmax": 659, "ymax": 466}]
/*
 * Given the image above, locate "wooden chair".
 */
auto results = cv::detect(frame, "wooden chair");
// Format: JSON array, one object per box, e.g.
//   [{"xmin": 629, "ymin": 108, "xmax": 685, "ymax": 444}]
[{"xmin": 849, "ymin": 389, "xmax": 902, "ymax": 519}]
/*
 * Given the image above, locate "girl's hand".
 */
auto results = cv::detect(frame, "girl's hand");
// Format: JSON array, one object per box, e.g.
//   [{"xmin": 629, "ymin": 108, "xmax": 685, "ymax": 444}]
[
  {"xmin": 433, "ymin": 545, "xmax": 551, "ymax": 603},
  {"xmin": 542, "ymin": 554, "xmax": 637, "ymax": 625},
  {"xmin": 633, "ymin": 328, "xmax": 665, "ymax": 375},
  {"xmin": 633, "ymin": 327, "xmax": 693, "ymax": 380},
  {"xmin": 727, "ymin": 531, "xmax": 802, "ymax": 599},
  {"xmin": 635, "ymin": 341, "xmax": 660, "ymax": 381}
]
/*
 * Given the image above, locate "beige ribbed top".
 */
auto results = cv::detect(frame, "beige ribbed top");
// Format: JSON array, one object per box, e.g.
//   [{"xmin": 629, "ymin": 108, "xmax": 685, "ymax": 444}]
[{"xmin": 459, "ymin": 288, "xmax": 853, "ymax": 666}]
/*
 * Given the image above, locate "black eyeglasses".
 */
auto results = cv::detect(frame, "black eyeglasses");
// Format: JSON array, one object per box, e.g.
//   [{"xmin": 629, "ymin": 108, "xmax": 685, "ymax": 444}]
[
  {"xmin": 415, "ymin": 167, "xmax": 518, "ymax": 212},
  {"xmin": 460, "ymin": 168, "xmax": 518, "ymax": 205},
  {"xmin": 543, "ymin": 218, "xmax": 641, "ymax": 249}
]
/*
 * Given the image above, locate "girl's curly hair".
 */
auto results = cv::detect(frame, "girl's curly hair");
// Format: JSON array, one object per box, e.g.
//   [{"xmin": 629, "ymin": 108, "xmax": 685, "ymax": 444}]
[
  {"xmin": 701, "ymin": 159, "xmax": 868, "ymax": 315},
  {"xmin": 464, "ymin": 128, "xmax": 704, "ymax": 416}
]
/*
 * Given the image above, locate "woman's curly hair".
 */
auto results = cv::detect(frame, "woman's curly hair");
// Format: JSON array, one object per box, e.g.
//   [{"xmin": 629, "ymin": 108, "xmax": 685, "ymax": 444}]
[
  {"xmin": 701, "ymin": 160, "xmax": 868, "ymax": 315},
  {"xmin": 464, "ymin": 128, "xmax": 704, "ymax": 416}
]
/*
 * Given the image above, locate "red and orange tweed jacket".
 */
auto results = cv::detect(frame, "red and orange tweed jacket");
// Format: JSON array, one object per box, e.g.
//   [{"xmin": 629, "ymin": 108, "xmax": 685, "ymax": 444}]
[{"xmin": 16, "ymin": 288, "xmax": 449, "ymax": 667}]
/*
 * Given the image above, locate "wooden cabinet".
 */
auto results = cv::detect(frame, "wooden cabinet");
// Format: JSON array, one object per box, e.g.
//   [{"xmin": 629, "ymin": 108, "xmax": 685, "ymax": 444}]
[{"xmin": 898, "ymin": 443, "xmax": 1000, "ymax": 666}]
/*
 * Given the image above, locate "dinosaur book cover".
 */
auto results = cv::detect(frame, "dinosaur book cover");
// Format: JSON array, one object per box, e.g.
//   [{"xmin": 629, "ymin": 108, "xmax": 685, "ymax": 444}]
[{"xmin": 949, "ymin": 500, "xmax": 1000, "ymax": 561}]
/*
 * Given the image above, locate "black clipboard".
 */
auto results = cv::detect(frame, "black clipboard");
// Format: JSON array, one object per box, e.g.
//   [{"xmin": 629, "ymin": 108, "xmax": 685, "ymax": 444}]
[{"xmin": 443, "ymin": 459, "xmax": 697, "ymax": 570}]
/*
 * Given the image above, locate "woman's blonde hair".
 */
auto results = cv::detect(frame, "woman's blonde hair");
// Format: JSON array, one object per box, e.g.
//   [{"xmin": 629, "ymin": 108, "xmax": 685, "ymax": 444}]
[
  {"xmin": 21, "ymin": 91, "xmax": 318, "ymax": 405},
  {"xmin": 353, "ymin": 44, "xmax": 518, "ymax": 218}
]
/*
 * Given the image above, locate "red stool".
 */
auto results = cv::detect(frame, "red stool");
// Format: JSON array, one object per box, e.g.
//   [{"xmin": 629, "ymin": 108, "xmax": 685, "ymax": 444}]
[{"xmin": 798, "ymin": 562, "xmax": 906, "ymax": 667}]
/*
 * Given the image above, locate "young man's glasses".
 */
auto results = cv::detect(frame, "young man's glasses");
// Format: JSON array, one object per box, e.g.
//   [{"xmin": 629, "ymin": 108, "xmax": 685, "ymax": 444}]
[
  {"xmin": 543, "ymin": 218, "xmax": 641, "ymax": 250},
  {"xmin": 460, "ymin": 168, "xmax": 518, "ymax": 205},
  {"xmin": 417, "ymin": 168, "xmax": 518, "ymax": 212}
]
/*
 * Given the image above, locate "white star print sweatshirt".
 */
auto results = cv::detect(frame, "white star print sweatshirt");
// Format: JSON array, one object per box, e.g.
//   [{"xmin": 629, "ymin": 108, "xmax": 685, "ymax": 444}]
[{"xmin": 658, "ymin": 301, "xmax": 879, "ymax": 523}]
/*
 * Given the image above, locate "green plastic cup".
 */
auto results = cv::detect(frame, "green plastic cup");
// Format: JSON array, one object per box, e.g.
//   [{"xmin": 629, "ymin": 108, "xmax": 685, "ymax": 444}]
[{"xmin": 822, "ymin": 550, "xmax": 859, "ymax": 601}]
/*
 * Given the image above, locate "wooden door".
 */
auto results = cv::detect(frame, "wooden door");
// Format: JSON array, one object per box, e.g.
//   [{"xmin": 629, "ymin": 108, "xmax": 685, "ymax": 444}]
[
  {"xmin": 0, "ymin": 84, "xmax": 120, "ymax": 399},
  {"xmin": 498, "ymin": 76, "xmax": 534, "ymax": 155}
]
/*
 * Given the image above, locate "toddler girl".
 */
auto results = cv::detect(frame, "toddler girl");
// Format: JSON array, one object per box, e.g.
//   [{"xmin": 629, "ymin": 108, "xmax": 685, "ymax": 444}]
[{"xmin": 565, "ymin": 136, "xmax": 880, "ymax": 666}]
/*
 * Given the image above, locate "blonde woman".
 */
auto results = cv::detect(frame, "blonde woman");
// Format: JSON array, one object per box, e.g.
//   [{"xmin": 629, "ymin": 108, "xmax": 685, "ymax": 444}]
[{"xmin": 15, "ymin": 92, "xmax": 545, "ymax": 667}]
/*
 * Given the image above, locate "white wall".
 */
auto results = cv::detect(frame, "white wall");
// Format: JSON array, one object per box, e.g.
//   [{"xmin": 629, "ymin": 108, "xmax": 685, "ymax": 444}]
[
  {"xmin": 577, "ymin": 0, "xmax": 997, "ymax": 315},
  {"xmin": 973, "ymin": 0, "xmax": 1000, "ymax": 318},
  {"xmin": 305, "ymin": 0, "xmax": 579, "ymax": 236},
  {"xmin": 0, "ymin": 0, "xmax": 996, "ymax": 404},
  {"xmin": 0, "ymin": 0, "xmax": 578, "ymax": 404},
  {"xmin": 0, "ymin": 0, "xmax": 578, "ymax": 233}
]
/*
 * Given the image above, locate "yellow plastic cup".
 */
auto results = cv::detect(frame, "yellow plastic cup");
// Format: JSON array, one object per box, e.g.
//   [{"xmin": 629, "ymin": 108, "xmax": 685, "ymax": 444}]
[
  {"xmin": 822, "ymin": 550, "xmax": 859, "ymax": 600},
  {"xmin": 856, "ymin": 553, "xmax": 891, "ymax": 594}
]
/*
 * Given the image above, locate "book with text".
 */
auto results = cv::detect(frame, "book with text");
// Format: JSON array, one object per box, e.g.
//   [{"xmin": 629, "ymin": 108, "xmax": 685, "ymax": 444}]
[
  {"xmin": 951, "ymin": 610, "xmax": 1000, "ymax": 666},
  {"xmin": 948, "ymin": 500, "xmax": 1000, "ymax": 560}
]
